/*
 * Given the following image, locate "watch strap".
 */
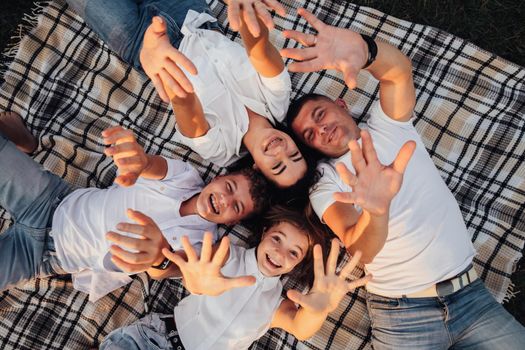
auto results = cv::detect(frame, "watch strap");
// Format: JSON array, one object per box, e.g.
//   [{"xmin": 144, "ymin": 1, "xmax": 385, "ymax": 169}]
[{"xmin": 360, "ymin": 34, "xmax": 378, "ymax": 69}]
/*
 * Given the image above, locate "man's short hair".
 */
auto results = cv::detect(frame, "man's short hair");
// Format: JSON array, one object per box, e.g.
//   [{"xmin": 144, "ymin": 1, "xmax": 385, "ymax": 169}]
[{"xmin": 285, "ymin": 93, "xmax": 332, "ymax": 128}]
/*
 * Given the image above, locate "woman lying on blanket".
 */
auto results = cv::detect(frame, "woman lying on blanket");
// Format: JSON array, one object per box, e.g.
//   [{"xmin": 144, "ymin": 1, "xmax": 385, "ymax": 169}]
[
  {"xmin": 99, "ymin": 206, "xmax": 371, "ymax": 350},
  {"xmin": 65, "ymin": 0, "xmax": 313, "ymax": 190},
  {"xmin": 0, "ymin": 113, "xmax": 270, "ymax": 302}
]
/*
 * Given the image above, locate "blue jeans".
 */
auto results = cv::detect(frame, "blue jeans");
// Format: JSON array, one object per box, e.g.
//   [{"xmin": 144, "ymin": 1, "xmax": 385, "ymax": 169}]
[
  {"xmin": 65, "ymin": 0, "xmax": 220, "ymax": 69},
  {"xmin": 366, "ymin": 279, "xmax": 525, "ymax": 349},
  {"xmin": 100, "ymin": 313, "xmax": 184, "ymax": 350},
  {"xmin": 0, "ymin": 132, "xmax": 72, "ymax": 291}
]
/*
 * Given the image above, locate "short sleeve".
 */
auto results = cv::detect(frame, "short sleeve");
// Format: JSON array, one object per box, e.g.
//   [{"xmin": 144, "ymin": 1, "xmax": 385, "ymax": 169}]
[
  {"xmin": 257, "ymin": 68, "xmax": 292, "ymax": 123},
  {"xmin": 309, "ymin": 163, "xmax": 350, "ymax": 220}
]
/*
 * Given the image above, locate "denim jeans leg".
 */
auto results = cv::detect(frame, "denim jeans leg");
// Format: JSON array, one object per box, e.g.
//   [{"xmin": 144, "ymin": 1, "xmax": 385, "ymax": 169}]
[
  {"xmin": 448, "ymin": 279, "xmax": 525, "ymax": 349},
  {"xmin": 366, "ymin": 292, "xmax": 450, "ymax": 350},
  {"xmin": 65, "ymin": 0, "xmax": 147, "ymax": 68},
  {"xmin": 0, "ymin": 132, "xmax": 72, "ymax": 290},
  {"xmin": 100, "ymin": 313, "xmax": 173, "ymax": 350}
]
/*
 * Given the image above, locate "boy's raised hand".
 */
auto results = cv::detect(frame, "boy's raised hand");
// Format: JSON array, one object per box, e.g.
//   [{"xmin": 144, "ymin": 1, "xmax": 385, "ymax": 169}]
[
  {"xmin": 333, "ymin": 130, "xmax": 416, "ymax": 216},
  {"xmin": 106, "ymin": 209, "xmax": 171, "ymax": 273},
  {"xmin": 163, "ymin": 232, "xmax": 256, "ymax": 296},
  {"xmin": 280, "ymin": 8, "xmax": 368, "ymax": 89},
  {"xmin": 140, "ymin": 16, "xmax": 198, "ymax": 102},
  {"xmin": 226, "ymin": 0, "xmax": 286, "ymax": 37},
  {"xmin": 103, "ymin": 126, "xmax": 149, "ymax": 187},
  {"xmin": 286, "ymin": 239, "xmax": 371, "ymax": 315}
]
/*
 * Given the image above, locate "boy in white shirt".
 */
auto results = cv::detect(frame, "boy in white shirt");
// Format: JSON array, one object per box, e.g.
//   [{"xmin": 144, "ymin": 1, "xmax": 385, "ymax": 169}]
[
  {"xmin": 65, "ymin": 0, "xmax": 310, "ymax": 189},
  {"xmin": 99, "ymin": 206, "xmax": 371, "ymax": 350},
  {"xmin": 0, "ymin": 113, "xmax": 270, "ymax": 302}
]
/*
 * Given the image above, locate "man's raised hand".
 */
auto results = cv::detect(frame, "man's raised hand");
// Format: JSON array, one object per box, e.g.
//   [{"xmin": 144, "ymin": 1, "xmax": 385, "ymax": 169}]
[
  {"xmin": 333, "ymin": 130, "xmax": 416, "ymax": 216},
  {"xmin": 227, "ymin": 0, "xmax": 286, "ymax": 37},
  {"xmin": 163, "ymin": 232, "xmax": 256, "ymax": 296},
  {"xmin": 280, "ymin": 8, "xmax": 368, "ymax": 89},
  {"xmin": 140, "ymin": 16, "xmax": 197, "ymax": 102}
]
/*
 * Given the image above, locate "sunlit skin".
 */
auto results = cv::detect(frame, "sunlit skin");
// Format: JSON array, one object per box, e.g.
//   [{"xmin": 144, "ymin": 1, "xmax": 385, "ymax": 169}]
[
  {"xmin": 256, "ymin": 221, "xmax": 310, "ymax": 277},
  {"xmin": 194, "ymin": 174, "xmax": 255, "ymax": 225},
  {"xmin": 291, "ymin": 98, "xmax": 361, "ymax": 158}
]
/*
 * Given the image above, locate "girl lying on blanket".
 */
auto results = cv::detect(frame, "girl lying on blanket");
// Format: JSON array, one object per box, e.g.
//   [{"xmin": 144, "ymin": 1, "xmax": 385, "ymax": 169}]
[
  {"xmin": 66, "ymin": 0, "xmax": 313, "ymax": 190},
  {"xmin": 0, "ymin": 112, "xmax": 270, "ymax": 302},
  {"xmin": 99, "ymin": 206, "xmax": 371, "ymax": 350}
]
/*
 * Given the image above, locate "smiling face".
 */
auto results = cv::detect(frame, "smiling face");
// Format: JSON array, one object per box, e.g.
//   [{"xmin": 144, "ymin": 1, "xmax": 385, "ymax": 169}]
[
  {"xmin": 291, "ymin": 98, "xmax": 359, "ymax": 158},
  {"xmin": 250, "ymin": 128, "xmax": 307, "ymax": 188},
  {"xmin": 256, "ymin": 221, "xmax": 310, "ymax": 277},
  {"xmin": 196, "ymin": 173, "xmax": 255, "ymax": 225}
]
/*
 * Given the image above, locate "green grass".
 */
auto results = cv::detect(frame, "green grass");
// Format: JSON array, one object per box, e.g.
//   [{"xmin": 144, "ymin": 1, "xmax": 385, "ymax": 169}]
[{"xmin": 351, "ymin": 0, "xmax": 525, "ymax": 67}]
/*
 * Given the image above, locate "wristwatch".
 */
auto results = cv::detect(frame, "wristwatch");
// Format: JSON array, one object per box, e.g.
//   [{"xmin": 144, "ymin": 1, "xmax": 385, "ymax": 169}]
[
  {"xmin": 151, "ymin": 257, "xmax": 171, "ymax": 270},
  {"xmin": 360, "ymin": 34, "xmax": 378, "ymax": 69}
]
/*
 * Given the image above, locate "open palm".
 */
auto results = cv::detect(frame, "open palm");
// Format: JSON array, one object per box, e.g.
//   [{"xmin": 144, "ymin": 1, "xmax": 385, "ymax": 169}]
[
  {"xmin": 334, "ymin": 130, "xmax": 416, "ymax": 216},
  {"xmin": 163, "ymin": 232, "xmax": 255, "ymax": 296},
  {"xmin": 287, "ymin": 240, "xmax": 371, "ymax": 314}
]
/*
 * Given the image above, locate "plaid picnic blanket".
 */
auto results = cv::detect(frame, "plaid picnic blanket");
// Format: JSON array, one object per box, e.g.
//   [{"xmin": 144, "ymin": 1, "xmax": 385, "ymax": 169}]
[{"xmin": 1, "ymin": 0, "xmax": 524, "ymax": 349}]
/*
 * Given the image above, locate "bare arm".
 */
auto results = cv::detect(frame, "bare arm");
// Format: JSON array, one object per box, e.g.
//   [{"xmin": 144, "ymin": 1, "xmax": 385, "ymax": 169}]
[
  {"xmin": 324, "ymin": 130, "xmax": 415, "ymax": 263},
  {"xmin": 270, "ymin": 242, "xmax": 370, "ymax": 340},
  {"xmin": 169, "ymin": 93, "xmax": 210, "ymax": 138},
  {"xmin": 280, "ymin": 8, "xmax": 416, "ymax": 121}
]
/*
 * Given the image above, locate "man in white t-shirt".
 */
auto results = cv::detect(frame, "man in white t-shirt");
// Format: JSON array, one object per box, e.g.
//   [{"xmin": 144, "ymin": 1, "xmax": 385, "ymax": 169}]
[
  {"xmin": 0, "ymin": 117, "xmax": 270, "ymax": 302},
  {"xmin": 282, "ymin": 8, "xmax": 525, "ymax": 349},
  {"xmin": 66, "ymin": 0, "xmax": 309, "ymax": 189}
]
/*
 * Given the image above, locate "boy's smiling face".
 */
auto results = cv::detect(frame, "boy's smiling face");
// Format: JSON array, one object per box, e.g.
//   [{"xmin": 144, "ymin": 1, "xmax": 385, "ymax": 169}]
[
  {"xmin": 256, "ymin": 221, "xmax": 309, "ymax": 277},
  {"xmin": 196, "ymin": 174, "xmax": 255, "ymax": 225}
]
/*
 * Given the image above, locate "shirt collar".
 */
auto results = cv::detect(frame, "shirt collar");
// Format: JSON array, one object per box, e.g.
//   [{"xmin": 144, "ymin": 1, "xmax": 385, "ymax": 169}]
[{"xmin": 245, "ymin": 247, "xmax": 281, "ymax": 292}]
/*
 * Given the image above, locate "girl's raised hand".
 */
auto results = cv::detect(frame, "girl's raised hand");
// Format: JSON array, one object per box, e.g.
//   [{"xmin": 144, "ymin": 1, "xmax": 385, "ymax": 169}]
[
  {"xmin": 162, "ymin": 232, "xmax": 256, "ymax": 296},
  {"xmin": 286, "ymin": 239, "xmax": 371, "ymax": 314}
]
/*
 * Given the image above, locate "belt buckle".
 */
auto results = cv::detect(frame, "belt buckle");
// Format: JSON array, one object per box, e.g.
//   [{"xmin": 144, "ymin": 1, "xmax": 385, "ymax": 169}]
[{"xmin": 436, "ymin": 280, "xmax": 455, "ymax": 297}]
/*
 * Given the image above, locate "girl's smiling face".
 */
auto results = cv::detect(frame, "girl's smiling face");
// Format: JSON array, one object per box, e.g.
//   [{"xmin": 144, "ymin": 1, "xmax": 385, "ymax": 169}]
[{"xmin": 256, "ymin": 221, "xmax": 310, "ymax": 277}]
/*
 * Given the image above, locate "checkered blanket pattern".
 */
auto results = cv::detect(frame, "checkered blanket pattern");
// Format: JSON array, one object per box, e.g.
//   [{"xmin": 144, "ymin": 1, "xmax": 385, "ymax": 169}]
[{"xmin": 0, "ymin": 0, "xmax": 523, "ymax": 349}]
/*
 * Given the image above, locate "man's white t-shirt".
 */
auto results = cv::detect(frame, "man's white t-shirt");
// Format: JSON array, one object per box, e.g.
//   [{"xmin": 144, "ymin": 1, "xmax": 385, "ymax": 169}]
[
  {"xmin": 173, "ymin": 11, "xmax": 292, "ymax": 166},
  {"xmin": 51, "ymin": 158, "xmax": 217, "ymax": 301},
  {"xmin": 310, "ymin": 102, "xmax": 476, "ymax": 296},
  {"xmin": 175, "ymin": 245, "xmax": 283, "ymax": 350}
]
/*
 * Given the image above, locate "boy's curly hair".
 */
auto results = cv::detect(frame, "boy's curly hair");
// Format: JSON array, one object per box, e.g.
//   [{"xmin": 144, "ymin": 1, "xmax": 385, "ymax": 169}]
[{"xmin": 228, "ymin": 167, "xmax": 273, "ymax": 219}]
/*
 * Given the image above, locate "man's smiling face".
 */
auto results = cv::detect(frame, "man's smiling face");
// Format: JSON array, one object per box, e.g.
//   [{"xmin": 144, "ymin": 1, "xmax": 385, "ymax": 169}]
[{"xmin": 291, "ymin": 97, "xmax": 358, "ymax": 158}]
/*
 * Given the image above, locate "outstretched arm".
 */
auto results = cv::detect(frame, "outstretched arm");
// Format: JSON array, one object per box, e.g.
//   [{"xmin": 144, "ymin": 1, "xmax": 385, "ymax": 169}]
[
  {"xmin": 227, "ymin": 0, "xmax": 286, "ymax": 77},
  {"xmin": 324, "ymin": 130, "xmax": 415, "ymax": 263},
  {"xmin": 280, "ymin": 8, "xmax": 416, "ymax": 121},
  {"xmin": 163, "ymin": 232, "xmax": 256, "ymax": 296},
  {"xmin": 271, "ymin": 240, "xmax": 371, "ymax": 340},
  {"xmin": 103, "ymin": 126, "xmax": 168, "ymax": 186}
]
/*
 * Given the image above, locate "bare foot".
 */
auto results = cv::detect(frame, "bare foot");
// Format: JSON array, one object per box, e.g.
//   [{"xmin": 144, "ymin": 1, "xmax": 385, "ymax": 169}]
[{"xmin": 0, "ymin": 111, "xmax": 37, "ymax": 154}]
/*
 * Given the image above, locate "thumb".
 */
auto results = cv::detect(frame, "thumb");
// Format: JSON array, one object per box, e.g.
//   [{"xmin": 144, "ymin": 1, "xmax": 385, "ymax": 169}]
[
  {"xmin": 342, "ymin": 66, "xmax": 359, "ymax": 90},
  {"xmin": 287, "ymin": 289, "xmax": 308, "ymax": 307},
  {"xmin": 224, "ymin": 275, "xmax": 256, "ymax": 290},
  {"xmin": 151, "ymin": 16, "xmax": 167, "ymax": 35}
]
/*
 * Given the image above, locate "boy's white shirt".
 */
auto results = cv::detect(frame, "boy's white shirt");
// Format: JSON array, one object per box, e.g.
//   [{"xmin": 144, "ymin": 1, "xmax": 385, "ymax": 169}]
[
  {"xmin": 175, "ymin": 245, "xmax": 283, "ymax": 350},
  {"xmin": 173, "ymin": 10, "xmax": 292, "ymax": 167},
  {"xmin": 310, "ymin": 101, "xmax": 476, "ymax": 296},
  {"xmin": 51, "ymin": 158, "xmax": 217, "ymax": 302}
]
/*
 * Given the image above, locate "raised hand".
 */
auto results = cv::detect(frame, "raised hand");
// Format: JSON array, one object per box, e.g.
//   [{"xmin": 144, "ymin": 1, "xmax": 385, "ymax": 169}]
[
  {"xmin": 333, "ymin": 130, "xmax": 416, "ymax": 216},
  {"xmin": 103, "ymin": 126, "xmax": 149, "ymax": 187},
  {"xmin": 227, "ymin": 0, "xmax": 286, "ymax": 37},
  {"xmin": 287, "ymin": 239, "xmax": 371, "ymax": 314},
  {"xmin": 106, "ymin": 209, "xmax": 170, "ymax": 273},
  {"xmin": 139, "ymin": 16, "xmax": 198, "ymax": 102},
  {"xmin": 280, "ymin": 7, "xmax": 368, "ymax": 89},
  {"xmin": 163, "ymin": 232, "xmax": 256, "ymax": 296}
]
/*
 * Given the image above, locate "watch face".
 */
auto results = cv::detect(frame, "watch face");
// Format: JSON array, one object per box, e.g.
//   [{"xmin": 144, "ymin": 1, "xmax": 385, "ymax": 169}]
[{"xmin": 153, "ymin": 258, "xmax": 171, "ymax": 270}]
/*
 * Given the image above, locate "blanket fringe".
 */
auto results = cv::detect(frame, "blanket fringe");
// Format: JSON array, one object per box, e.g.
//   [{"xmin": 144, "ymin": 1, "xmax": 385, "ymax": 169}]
[{"xmin": 0, "ymin": 1, "xmax": 51, "ymax": 80}]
